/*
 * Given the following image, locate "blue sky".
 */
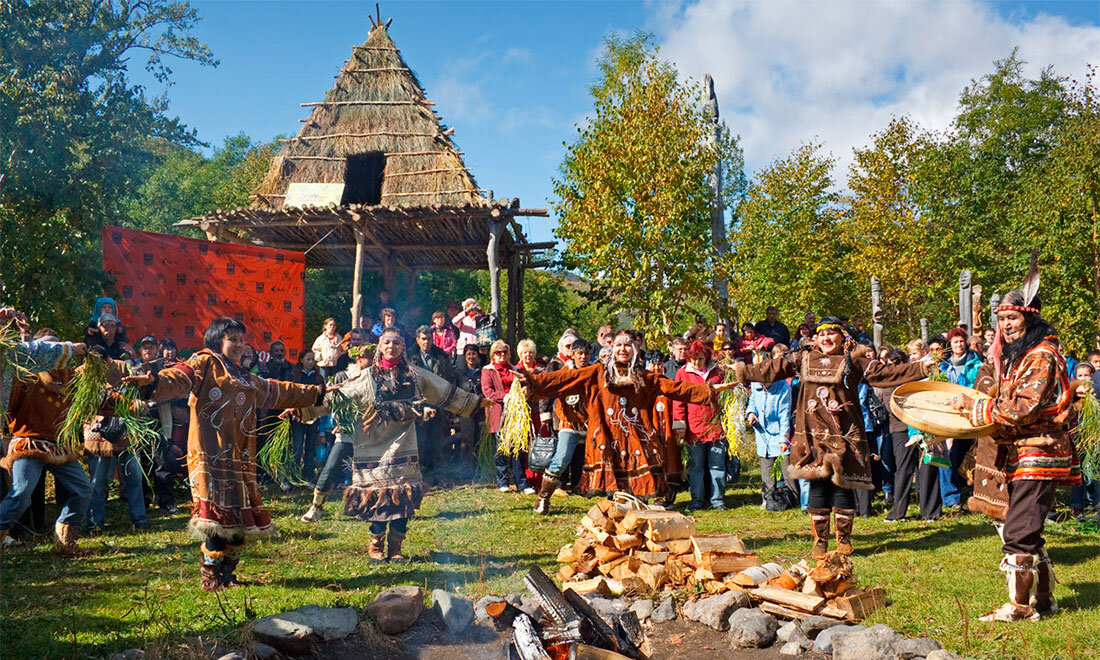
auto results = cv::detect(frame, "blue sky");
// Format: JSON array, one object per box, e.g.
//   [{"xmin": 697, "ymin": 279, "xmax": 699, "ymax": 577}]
[{"xmin": 136, "ymin": 1, "xmax": 1100, "ymax": 246}]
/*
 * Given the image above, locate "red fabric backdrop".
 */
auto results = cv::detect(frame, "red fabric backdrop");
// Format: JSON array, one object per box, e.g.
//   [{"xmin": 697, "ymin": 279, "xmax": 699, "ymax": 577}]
[{"xmin": 102, "ymin": 226, "xmax": 306, "ymax": 360}]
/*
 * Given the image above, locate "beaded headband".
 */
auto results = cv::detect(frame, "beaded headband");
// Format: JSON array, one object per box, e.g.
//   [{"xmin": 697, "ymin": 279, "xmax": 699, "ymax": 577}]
[{"xmin": 996, "ymin": 304, "xmax": 1039, "ymax": 315}]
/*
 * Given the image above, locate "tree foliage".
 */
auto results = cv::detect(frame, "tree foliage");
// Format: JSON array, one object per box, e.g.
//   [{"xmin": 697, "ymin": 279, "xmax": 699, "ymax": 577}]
[
  {"xmin": 728, "ymin": 142, "xmax": 846, "ymax": 325},
  {"xmin": 0, "ymin": 0, "xmax": 215, "ymax": 335},
  {"xmin": 553, "ymin": 33, "xmax": 743, "ymax": 344}
]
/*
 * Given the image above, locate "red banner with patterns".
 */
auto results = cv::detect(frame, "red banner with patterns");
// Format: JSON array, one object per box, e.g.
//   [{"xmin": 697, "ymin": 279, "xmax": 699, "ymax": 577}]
[{"xmin": 101, "ymin": 226, "xmax": 306, "ymax": 360}]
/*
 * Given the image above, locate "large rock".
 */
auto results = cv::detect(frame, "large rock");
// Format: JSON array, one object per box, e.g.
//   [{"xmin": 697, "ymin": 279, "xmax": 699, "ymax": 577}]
[
  {"xmin": 811, "ymin": 624, "xmax": 863, "ymax": 655},
  {"xmin": 249, "ymin": 641, "xmax": 278, "ymax": 660},
  {"xmin": 109, "ymin": 651, "xmax": 145, "ymax": 660},
  {"xmin": 799, "ymin": 615, "xmax": 847, "ymax": 639},
  {"xmin": 727, "ymin": 608, "xmax": 779, "ymax": 648},
  {"xmin": 432, "ymin": 590, "xmax": 475, "ymax": 635},
  {"xmin": 779, "ymin": 641, "xmax": 804, "ymax": 656},
  {"xmin": 629, "ymin": 599, "xmax": 654, "ymax": 622},
  {"xmin": 682, "ymin": 591, "xmax": 751, "ymax": 631},
  {"xmin": 777, "ymin": 621, "xmax": 799, "ymax": 643},
  {"xmin": 252, "ymin": 605, "xmax": 358, "ymax": 655},
  {"xmin": 898, "ymin": 637, "xmax": 943, "ymax": 659},
  {"xmin": 926, "ymin": 651, "xmax": 966, "ymax": 660},
  {"xmin": 214, "ymin": 654, "xmax": 245, "ymax": 660},
  {"xmin": 651, "ymin": 597, "xmax": 677, "ymax": 624},
  {"xmin": 474, "ymin": 595, "xmax": 505, "ymax": 624},
  {"xmin": 365, "ymin": 586, "xmax": 425, "ymax": 635},
  {"xmin": 832, "ymin": 624, "xmax": 903, "ymax": 660}
]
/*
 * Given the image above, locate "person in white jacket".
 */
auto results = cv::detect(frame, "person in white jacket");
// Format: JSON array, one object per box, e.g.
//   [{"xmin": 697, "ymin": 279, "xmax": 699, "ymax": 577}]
[
  {"xmin": 451, "ymin": 298, "xmax": 484, "ymax": 354},
  {"xmin": 312, "ymin": 317, "xmax": 343, "ymax": 379}
]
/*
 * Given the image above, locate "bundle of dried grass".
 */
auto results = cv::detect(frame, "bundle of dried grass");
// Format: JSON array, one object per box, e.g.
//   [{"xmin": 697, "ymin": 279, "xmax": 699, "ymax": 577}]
[
  {"xmin": 114, "ymin": 381, "xmax": 159, "ymax": 483},
  {"xmin": 1075, "ymin": 391, "xmax": 1100, "ymax": 480},
  {"xmin": 58, "ymin": 352, "xmax": 109, "ymax": 454},
  {"xmin": 719, "ymin": 383, "xmax": 753, "ymax": 461},
  {"xmin": 497, "ymin": 379, "xmax": 533, "ymax": 457},
  {"xmin": 257, "ymin": 416, "xmax": 302, "ymax": 486}
]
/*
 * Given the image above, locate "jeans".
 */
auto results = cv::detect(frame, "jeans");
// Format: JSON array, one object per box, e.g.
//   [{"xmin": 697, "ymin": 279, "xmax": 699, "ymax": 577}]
[
  {"xmin": 875, "ymin": 430, "xmax": 895, "ymax": 496},
  {"xmin": 315, "ymin": 441, "xmax": 353, "ymax": 493},
  {"xmin": 88, "ymin": 452, "xmax": 148, "ymax": 527},
  {"xmin": 547, "ymin": 430, "xmax": 584, "ymax": 478},
  {"xmin": 291, "ymin": 420, "xmax": 319, "ymax": 483},
  {"xmin": 798, "ymin": 479, "xmax": 810, "ymax": 511},
  {"xmin": 938, "ymin": 438, "xmax": 973, "ymax": 507},
  {"xmin": 369, "ymin": 517, "xmax": 409, "ymax": 535},
  {"xmin": 687, "ymin": 441, "xmax": 726, "ymax": 508},
  {"xmin": 492, "ymin": 432, "xmax": 529, "ymax": 490},
  {"xmin": 1069, "ymin": 475, "xmax": 1100, "ymax": 510},
  {"xmin": 0, "ymin": 457, "xmax": 92, "ymax": 529}
]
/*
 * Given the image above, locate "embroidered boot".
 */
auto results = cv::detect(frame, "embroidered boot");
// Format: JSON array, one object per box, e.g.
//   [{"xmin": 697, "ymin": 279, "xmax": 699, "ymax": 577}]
[
  {"xmin": 220, "ymin": 547, "xmax": 246, "ymax": 588},
  {"xmin": 52, "ymin": 522, "xmax": 83, "ymax": 556},
  {"xmin": 833, "ymin": 508, "xmax": 855, "ymax": 556},
  {"xmin": 979, "ymin": 554, "xmax": 1040, "ymax": 622},
  {"xmin": 200, "ymin": 559, "xmax": 223, "ymax": 592},
  {"xmin": 300, "ymin": 490, "xmax": 326, "ymax": 523},
  {"xmin": 387, "ymin": 531, "xmax": 408, "ymax": 563},
  {"xmin": 368, "ymin": 534, "xmax": 386, "ymax": 563},
  {"xmin": 809, "ymin": 508, "xmax": 831, "ymax": 559},
  {"xmin": 1031, "ymin": 548, "xmax": 1058, "ymax": 615},
  {"xmin": 534, "ymin": 476, "xmax": 559, "ymax": 515}
]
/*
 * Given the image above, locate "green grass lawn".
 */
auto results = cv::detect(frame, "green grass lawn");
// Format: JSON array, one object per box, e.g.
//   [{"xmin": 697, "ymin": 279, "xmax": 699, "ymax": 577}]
[{"xmin": 1, "ymin": 469, "xmax": 1098, "ymax": 659}]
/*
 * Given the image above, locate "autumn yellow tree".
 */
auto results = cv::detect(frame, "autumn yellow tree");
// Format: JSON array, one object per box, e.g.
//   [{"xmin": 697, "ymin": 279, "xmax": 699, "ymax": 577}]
[
  {"xmin": 552, "ymin": 33, "xmax": 742, "ymax": 343},
  {"xmin": 728, "ymin": 142, "xmax": 850, "ymax": 324}
]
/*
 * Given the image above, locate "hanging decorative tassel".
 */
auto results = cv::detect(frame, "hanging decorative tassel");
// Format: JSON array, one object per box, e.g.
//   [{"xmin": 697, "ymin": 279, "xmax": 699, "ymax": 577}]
[
  {"xmin": 58, "ymin": 352, "xmax": 109, "ymax": 454},
  {"xmin": 256, "ymin": 415, "xmax": 302, "ymax": 486},
  {"xmin": 497, "ymin": 378, "xmax": 533, "ymax": 457},
  {"xmin": 1075, "ymin": 391, "xmax": 1100, "ymax": 481},
  {"xmin": 476, "ymin": 421, "xmax": 496, "ymax": 481}
]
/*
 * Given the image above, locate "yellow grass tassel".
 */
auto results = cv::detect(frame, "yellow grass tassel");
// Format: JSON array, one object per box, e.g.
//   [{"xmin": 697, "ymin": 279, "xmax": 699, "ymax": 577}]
[
  {"xmin": 720, "ymin": 382, "xmax": 754, "ymax": 461},
  {"xmin": 497, "ymin": 378, "xmax": 533, "ymax": 457}
]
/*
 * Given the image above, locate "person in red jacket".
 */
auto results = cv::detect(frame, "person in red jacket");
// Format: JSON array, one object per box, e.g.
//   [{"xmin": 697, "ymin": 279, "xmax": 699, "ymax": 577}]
[{"xmin": 673, "ymin": 340, "xmax": 728, "ymax": 510}]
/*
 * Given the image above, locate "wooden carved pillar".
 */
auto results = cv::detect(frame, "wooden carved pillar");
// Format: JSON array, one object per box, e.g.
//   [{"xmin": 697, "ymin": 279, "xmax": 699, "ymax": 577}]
[
  {"xmin": 990, "ymin": 293, "xmax": 1002, "ymax": 329},
  {"xmin": 517, "ymin": 256, "xmax": 527, "ymax": 341},
  {"xmin": 506, "ymin": 253, "xmax": 519, "ymax": 345},
  {"xmin": 870, "ymin": 276, "xmax": 883, "ymax": 348},
  {"xmin": 382, "ymin": 252, "xmax": 398, "ymax": 297},
  {"xmin": 958, "ymin": 270, "xmax": 973, "ymax": 331},
  {"xmin": 920, "ymin": 318, "xmax": 929, "ymax": 343}
]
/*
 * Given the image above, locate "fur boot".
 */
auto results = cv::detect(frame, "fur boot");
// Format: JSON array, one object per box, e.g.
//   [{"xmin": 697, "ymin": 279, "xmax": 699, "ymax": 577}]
[
  {"xmin": 809, "ymin": 508, "xmax": 831, "ymax": 559},
  {"xmin": 979, "ymin": 554, "xmax": 1041, "ymax": 622},
  {"xmin": 1031, "ymin": 547, "xmax": 1058, "ymax": 614},
  {"xmin": 300, "ymin": 489, "xmax": 326, "ymax": 523},
  {"xmin": 368, "ymin": 533, "xmax": 386, "ymax": 562},
  {"xmin": 387, "ymin": 531, "xmax": 408, "ymax": 563},
  {"xmin": 534, "ymin": 475, "xmax": 559, "ymax": 515},
  {"xmin": 833, "ymin": 508, "xmax": 855, "ymax": 555}
]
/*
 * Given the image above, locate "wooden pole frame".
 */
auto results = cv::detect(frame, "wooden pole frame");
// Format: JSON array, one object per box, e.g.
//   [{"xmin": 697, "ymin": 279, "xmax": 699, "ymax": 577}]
[{"xmin": 349, "ymin": 227, "xmax": 366, "ymax": 330}]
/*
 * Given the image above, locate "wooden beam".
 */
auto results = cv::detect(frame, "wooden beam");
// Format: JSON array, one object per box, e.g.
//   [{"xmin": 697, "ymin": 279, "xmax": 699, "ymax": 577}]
[
  {"xmin": 384, "ymin": 168, "xmax": 468, "ymax": 178},
  {"xmin": 279, "ymin": 130, "xmax": 450, "ymax": 142},
  {"xmin": 508, "ymin": 241, "xmax": 556, "ymax": 251},
  {"xmin": 515, "ymin": 208, "xmax": 550, "ymax": 217},
  {"xmin": 381, "ymin": 189, "xmax": 488, "ymax": 198},
  {"xmin": 341, "ymin": 67, "xmax": 410, "ymax": 73}
]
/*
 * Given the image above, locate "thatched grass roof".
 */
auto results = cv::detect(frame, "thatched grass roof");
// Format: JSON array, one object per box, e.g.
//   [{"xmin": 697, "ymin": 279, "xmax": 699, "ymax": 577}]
[{"xmin": 252, "ymin": 22, "xmax": 486, "ymax": 209}]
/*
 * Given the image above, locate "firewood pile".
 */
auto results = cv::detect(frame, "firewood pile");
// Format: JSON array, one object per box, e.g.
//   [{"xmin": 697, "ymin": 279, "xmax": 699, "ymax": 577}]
[{"xmin": 553, "ymin": 497, "xmax": 886, "ymax": 623}]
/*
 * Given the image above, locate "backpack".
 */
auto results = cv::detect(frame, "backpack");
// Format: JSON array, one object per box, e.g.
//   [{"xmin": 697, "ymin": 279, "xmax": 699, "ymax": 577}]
[{"xmin": 866, "ymin": 387, "xmax": 889, "ymax": 430}]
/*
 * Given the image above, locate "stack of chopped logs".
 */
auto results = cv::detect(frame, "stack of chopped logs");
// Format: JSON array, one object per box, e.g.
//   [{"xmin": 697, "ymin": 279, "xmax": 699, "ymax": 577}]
[
  {"xmin": 554, "ymin": 498, "xmax": 885, "ymax": 622},
  {"xmin": 486, "ymin": 566, "xmax": 650, "ymax": 660}
]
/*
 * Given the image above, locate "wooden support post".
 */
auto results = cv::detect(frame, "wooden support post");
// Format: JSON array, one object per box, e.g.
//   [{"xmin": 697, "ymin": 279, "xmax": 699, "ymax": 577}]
[
  {"xmin": 920, "ymin": 318, "xmax": 929, "ymax": 343},
  {"xmin": 382, "ymin": 252, "xmax": 398, "ymax": 298},
  {"xmin": 506, "ymin": 257, "xmax": 518, "ymax": 345},
  {"xmin": 517, "ymin": 257, "xmax": 527, "ymax": 340},
  {"xmin": 406, "ymin": 268, "xmax": 417, "ymax": 307},
  {"xmin": 990, "ymin": 293, "xmax": 1001, "ymax": 329},
  {"xmin": 487, "ymin": 219, "xmax": 505, "ymax": 337},
  {"xmin": 349, "ymin": 228, "xmax": 365, "ymax": 330}
]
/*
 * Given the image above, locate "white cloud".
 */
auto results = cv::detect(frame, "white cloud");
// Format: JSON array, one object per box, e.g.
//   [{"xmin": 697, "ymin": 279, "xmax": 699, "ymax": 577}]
[{"xmin": 649, "ymin": 0, "xmax": 1100, "ymax": 179}]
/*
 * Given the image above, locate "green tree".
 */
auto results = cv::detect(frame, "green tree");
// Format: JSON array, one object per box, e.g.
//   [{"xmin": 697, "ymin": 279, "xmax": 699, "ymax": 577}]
[
  {"xmin": 0, "ymin": 0, "xmax": 215, "ymax": 335},
  {"xmin": 729, "ymin": 142, "xmax": 849, "ymax": 324},
  {"xmin": 552, "ymin": 33, "xmax": 742, "ymax": 343},
  {"xmin": 126, "ymin": 135, "xmax": 276, "ymax": 234}
]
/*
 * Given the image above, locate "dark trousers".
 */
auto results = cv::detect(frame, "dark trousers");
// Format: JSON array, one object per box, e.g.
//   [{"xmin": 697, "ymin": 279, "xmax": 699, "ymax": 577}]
[
  {"xmin": 369, "ymin": 517, "xmax": 409, "ymax": 536},
  {"xmin": 888, "ymin": 430, "xmax": 942, "ymax": 520},
  {"xmin": 807, "ymin": 479, "xmax": 855, "ymax": 510},
  {"xmin": 291, "ymin": 420, "xmax": 319, "ymax": 483},
  {"xmin": 315, "ymin": 441, "xmax": 353, "ymax": 493},
  {"xmin": 141, "ymin": 436, "xmax": 176, "ymax": 509},
  {"xmin": 1002, "ymin": 479, "xmax": 1056, "ymax": 555},
  {"xmin": 492, "ymin": 432, "xmax": 529, "ymax": 490},
  {"xmin": 416, "ymin": 415, "xmax": 444, "ymax": 472}
]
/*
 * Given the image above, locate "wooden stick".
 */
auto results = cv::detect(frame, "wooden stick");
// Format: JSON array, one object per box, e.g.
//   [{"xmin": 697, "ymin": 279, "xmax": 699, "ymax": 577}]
[
  {"xmin": 280, "ymin": 131, "xmax": 448, "ymax": 142},
  {"xmin": 381, "ymin": 189, "xmax": 487, "ymax": 197},
  {"xmin": 342, "ymin": 67, "xmax": 410, "ymax": 73},
  {"xmin": 300, "ymin": 100, "xmax": 433, "ymax": 107},
  {"xmin": 384, "ymin": 168, "xmax": 469, "ymax": 178}
]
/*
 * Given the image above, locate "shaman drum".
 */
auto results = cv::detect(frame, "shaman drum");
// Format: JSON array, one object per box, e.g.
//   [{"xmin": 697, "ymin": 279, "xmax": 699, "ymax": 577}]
[{"xmin": 890, "ymin": 381, "xmax": 994, "ymax": 440}]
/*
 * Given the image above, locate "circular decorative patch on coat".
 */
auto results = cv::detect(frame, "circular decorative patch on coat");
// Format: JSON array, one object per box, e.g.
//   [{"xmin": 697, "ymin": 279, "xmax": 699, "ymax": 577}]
[
  {"xmin": 816, "ymin": 386, "xmax": 828, "ymax": 398},
  {"xmin": 566, "ymin": 395, "xmax": 580, "ymax": 405},
  {"xmin": 208, "ymin": 387, "xmax": 222, "ymax": 402},
  {"xmin": 606, "ymin": 407, "xmax": 614, "ymax": 416},
  {"xmin": 619, "ymin": 397, "xmax": 627, "ymax": 405},
  {"xmin": 806, "ymin": 399, "xmax": 818, "ymax": 412},
  {"xmin": 656, "ymin": 402, "xmax": 665, "ymax": 412},
  {"xmin": 236, "ymin": 392, "xmax": 247, "ymax": 406}
]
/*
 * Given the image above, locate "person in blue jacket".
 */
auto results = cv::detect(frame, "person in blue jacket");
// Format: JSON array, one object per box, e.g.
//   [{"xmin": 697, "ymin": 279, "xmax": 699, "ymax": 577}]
[
  {"xmin": 939, "ymin": 327, "xmax": 985, "ymax": 508},
  {"xmin": 746, "ymin": 346, "xmax": 793, "ymax": 510}
]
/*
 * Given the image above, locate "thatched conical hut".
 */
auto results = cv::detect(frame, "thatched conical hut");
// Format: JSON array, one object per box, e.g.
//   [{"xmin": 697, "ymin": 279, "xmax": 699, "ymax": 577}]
[{"xmin": 178, "ymin": 13, "xmax": 548, "ymax": 339}]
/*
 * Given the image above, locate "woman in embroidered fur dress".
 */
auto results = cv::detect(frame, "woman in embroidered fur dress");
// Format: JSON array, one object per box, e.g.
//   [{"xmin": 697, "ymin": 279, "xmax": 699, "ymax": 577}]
[
  {"xmin": 735, "ymin": 317, "xmax": 930, "ymax": 558},
  {"xmin": 952, "ymin": 283, "xmax": 1081, "ymax": 623},
  {"xmin": 516, "ymin": 330, "xmax": 733, "ymax": 498},
  {"xmin": 125, "ymin": 318, "xmax": 325, "ymax": 591},
  {"xmin": 304, "ymin": 329, "xmax": 490, "ymax": 562}
]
